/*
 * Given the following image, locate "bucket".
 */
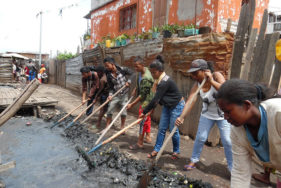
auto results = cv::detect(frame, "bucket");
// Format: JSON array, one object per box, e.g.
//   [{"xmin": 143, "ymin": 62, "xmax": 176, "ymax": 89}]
[
  {"xmin": 152, "ymin": 32, "xmax": 160, "ymax": 39},
  {"xmin": 163, "ymin": 30, "xmax": 172, "ymax": 38},
  {"xmin": 105, "ymin": 40, "xmax": 111, "ymax": 48}
]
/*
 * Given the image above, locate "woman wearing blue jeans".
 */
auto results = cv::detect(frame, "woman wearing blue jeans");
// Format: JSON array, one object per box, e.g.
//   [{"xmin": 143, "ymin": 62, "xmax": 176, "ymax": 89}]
[
  {"xmin": 140, "ymin": 55, "xmax": 184, "ymax": 159},
  {"xmin": 175, "ymin": 59, "xmax": 232, "ymax": 171}
]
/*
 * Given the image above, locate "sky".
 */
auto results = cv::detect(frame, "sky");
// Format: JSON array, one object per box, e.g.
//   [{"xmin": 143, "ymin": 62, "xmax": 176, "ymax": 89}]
[
  {"xmin": 0, "ymin": 0, "xmax": 280, "ymax": 57},
  {"xmin": 0, "ymin": 0, "xmax": 90, "ymax": 57}
]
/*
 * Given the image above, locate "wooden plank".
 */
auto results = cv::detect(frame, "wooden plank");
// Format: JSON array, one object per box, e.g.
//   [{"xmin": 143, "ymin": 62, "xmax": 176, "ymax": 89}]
[
  {"xmin": 248, "ymin": 9, "xmax": 268, "ymax": 82},
  {"xmin": 0, "ymin": 161, "xmax": 16, "ymax": 173},
  {"xmin": 0, "ymin": 79, "xmax": 40, "ymax": 126},
  {"xmin": 262, "ymin": 32, "xmax": 280, "ymax": 84},
  {"xmin": 270, "ymin": 59, "xmax": 281, "ymax": 91},
  {"xmin": 230, "ymin": 3, "xmax": 252, "ymax": 78},
  {"xmin": 225, "ymin": 18, "xmax": 232, "ymax": 32},
  {"xmin": 253, "ymin": 34, "xmax": 271, "ymax": 83},
  {"xmin": 240, "ymin": 28, "xmax": 257, "ymax": 80}
]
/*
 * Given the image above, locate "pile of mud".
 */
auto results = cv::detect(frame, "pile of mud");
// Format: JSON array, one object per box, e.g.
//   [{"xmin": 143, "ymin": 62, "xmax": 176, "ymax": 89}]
[{"xmin": 50, "ymin": 114, "xmax": 213, "ymax": 188}]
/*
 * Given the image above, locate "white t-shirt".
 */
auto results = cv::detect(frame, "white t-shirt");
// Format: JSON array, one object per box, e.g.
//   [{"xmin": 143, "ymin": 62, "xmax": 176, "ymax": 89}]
[{"xmin": 199, "ymin": 84, "xmax": 224, "ymax": 120}]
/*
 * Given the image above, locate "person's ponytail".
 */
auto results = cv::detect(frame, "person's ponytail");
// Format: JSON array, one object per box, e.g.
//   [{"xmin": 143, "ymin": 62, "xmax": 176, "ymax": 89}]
[
  {"xmin": 206, "ymin": 61, "xmax": 214, "ymax": 73},
  {"xmin": 150, "ymin": 55, "xmax": 165, "ymax": 71}
]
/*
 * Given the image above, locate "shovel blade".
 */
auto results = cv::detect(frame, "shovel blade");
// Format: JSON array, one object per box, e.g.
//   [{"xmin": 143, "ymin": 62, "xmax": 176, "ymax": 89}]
[
  {"xmin": 75, "ymin": 145, "xmax": 96, "ymax": 168},
  {"xmin": 50, "ymin": 121, "xmax": 60, "ymax": 129},
  {"xmin": 65, "ymin": 122, "xmax": 75, "ymax": 129}
]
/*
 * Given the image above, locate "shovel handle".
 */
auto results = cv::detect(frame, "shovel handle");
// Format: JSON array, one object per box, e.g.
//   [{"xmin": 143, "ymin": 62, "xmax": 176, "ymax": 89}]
[
  {"xmin": 81, "ymin": 85, "xmax": 127, "ymax": 124},
  {"xmin": 155, "ymin": 78, "xmax": 207, "ymax": 163},
  {"xmin": 95, "ymin": 96, "xmax": 134, "ymax": 145},
  {"xmin": 55, "ymin": 100, "xmax": 87, "ymax": 124},
  {"xmin": 102, "ymin": 118, "xmax": 143, "ymax": 145},
  {"xmin": 73, "ymin": 102, "xmax": 94, "ymax": 122}
]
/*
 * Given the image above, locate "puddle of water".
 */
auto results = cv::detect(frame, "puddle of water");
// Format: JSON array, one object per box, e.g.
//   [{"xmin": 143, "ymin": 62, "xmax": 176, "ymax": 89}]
[{"xmin": 0, "ymin": 116, "xmax": 213, "ymax": 188}]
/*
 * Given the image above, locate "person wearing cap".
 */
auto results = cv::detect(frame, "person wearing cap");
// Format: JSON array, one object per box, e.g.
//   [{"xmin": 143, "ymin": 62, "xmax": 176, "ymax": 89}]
[{"xmin": 175, "ymin": 59, "xmax": 232, "ymax": 171}]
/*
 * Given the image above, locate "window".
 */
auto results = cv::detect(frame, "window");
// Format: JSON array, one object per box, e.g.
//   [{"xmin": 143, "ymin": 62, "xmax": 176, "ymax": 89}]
[
  {"xmin": 274, "ymin": 23, "xmax": 281, "ymax": 31},
  {"xmin": 119, "ymin": 4, "xmax": 137, "ymax": 31}
]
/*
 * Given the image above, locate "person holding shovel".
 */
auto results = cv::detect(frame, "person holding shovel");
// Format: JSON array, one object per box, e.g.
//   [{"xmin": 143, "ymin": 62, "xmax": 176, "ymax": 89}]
[
  {"xmin": 80, "ymin": 66, "xmax": 100, "ymax": 115},
  {"xmin": 91, "ymin": 65, "xmax": 109, "ymax": 129},
  {"xmin": 216, "ymin": 79, "xmax": 281, "ymax": 187},
  {"xmin": 175, "ymin": 59, "xmax": 232, "ymax": 171},
  {"xmin": 140, "ymin": 55, "xmax": 185, "ymax": 159},
  {"xmin": 103, "ymin": 57, "xmax": 133, "ymax": 133},
  {"xmin": 127, "ymin": 56, "xmax": 154, "ymax": 150}
]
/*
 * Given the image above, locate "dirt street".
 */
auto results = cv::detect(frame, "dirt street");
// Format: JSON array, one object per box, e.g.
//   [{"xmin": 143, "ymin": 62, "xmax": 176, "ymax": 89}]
[{"xmin": 1, "ymin": 84, "xmax": 277, "ymax": 188}]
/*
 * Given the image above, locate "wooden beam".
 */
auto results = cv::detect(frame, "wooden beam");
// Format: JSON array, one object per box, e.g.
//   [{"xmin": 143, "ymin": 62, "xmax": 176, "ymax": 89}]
[
  {"xmin": 248, "ymin": 9, "xmax": 268, "ymax": 82},
  {"xmin": 0, "ymin": 161, "xmax": 16, "ymax": 173},
  {"xmin": 240, "ymin": 28, "xmax": 257, "ymax": 80},
  {"xmin": 0, "ymin": 79, "xmax": 40, "ymax": 127},
  {"xmin": 262, "ymin": 32, "xmax": 280, "ymax": 84},
  {"xmin": 230, "ymin": 2, "xmax": 254, "ymax": 78},
  {"xmin": 270, "ymin": 59, "xmax": 281, "ymax": 91}
]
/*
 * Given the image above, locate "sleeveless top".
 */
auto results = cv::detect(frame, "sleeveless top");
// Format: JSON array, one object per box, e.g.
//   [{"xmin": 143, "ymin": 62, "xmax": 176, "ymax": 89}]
[{"xmin": 199, "ymin": 84, "xmax": 224, "ymax": 120}]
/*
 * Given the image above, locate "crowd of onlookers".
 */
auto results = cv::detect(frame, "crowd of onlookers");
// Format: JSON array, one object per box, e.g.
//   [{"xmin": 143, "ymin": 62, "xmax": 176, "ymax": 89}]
[{"xmin": 12, "ymin": 61, "xmax": 47, "ymax": 84}]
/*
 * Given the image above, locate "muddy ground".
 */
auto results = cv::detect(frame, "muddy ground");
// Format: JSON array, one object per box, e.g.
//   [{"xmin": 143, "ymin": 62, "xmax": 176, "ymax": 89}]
[{"xmin": 0, "ymin": 84, "xmax": 277, "ymax": 187}]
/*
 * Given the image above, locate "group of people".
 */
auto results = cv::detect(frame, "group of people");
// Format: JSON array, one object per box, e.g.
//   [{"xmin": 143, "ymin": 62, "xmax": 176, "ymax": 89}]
[
  {"xmin": 80, "ymin": 56, "xmax": 281, "ymax": 187},
  {"xmin": 12, "ymin": 61, "xmax": 47, "ymax": 83}
]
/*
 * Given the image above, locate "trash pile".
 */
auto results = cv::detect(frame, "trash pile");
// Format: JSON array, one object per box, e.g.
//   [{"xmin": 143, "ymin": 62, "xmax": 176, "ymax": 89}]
[{"xmin": 50, "ymin": 114, "xmax": 213, "ymax": 188}]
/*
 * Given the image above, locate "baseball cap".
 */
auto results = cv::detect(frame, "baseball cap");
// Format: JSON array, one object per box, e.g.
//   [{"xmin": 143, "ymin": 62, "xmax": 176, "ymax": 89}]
[{"xmin": 187, "ymin": 59, "xmax": 208, "ymax": 73}]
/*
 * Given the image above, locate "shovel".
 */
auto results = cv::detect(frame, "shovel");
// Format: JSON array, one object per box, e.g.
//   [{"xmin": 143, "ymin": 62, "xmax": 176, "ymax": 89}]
[
  {"xmin": 81, "ymin": 85, "xmax": 127, "ymax": 124},
  {"xmin": 138, "ymin": 78, "xmax": 207, "ymax": 188},
  {"xmin": 94, "ymin": 96, "xmax": 134, "ymax": 145},
  {"xmin": 65, "ymin": 102, "xmax": 95, "ymax": 129},
  {"xmin": 77, "ymin": 115, "xmax": 149, "ymax": 167},
  {"xmin": 51, "ymin": 101, "xmax": 86, "ymax": 128}
]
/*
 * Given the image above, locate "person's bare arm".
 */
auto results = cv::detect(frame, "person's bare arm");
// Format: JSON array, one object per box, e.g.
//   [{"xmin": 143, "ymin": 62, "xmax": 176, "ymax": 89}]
[
  {"xmin": 205, "ymin": 70, "xmax": 225, "ymax": 90},
  {"xmin": 175, "ymin": 83, "xmax": 198, "ymax": 126}
]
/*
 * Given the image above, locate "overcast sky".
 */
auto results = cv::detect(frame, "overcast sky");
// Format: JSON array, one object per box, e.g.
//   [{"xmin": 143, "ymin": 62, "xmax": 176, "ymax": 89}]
[
  {"xmin": 0, "ymin": 0, "xmax": 280, "ymax": 57},
  {"xmin": 0, "ymin": 0, "xmax": 90, "ymax": 56}
]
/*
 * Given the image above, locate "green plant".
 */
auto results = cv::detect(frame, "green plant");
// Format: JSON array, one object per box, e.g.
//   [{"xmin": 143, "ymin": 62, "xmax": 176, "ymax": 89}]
[
  {"xmin": 152, "ymin": 26, "xmax": 160, "ymax": 33},
  {"xmin": 184, "ymin": 24, "xmax": 195, "ymax": 29},
  {"xmin": 162, "ymin": 24, "xmax": 171, "ymax": 31},
  {"xmin": 56, "ymin": 51, "xmax": 77, "ymax": 60}
]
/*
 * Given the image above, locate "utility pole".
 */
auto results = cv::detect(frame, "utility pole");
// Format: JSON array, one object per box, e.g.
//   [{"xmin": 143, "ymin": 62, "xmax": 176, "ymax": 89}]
[{"xmin": 39, "ymin": 11, "xmax": 43, "ymax": 66}]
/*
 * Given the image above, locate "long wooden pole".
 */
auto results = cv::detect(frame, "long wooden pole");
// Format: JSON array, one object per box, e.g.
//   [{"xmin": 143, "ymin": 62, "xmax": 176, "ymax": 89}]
[
  {"xmin": 155, "ymin": 78, "xmax": 206, "ymax": 162},
  {"xmin": 95, "ymin": 96, "xmax": 134, "ymax": 145},
  {"xmin": 81, "ymin": 85, "xmax": 127, "ymax": 124},
  {"xmin": 0, "ymin": 79, "xmax": 40, "ymax": 127}
]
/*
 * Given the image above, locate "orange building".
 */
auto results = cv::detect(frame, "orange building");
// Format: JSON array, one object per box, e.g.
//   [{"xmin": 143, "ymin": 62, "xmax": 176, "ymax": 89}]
[{"xmin": 86, "ymin": 0, "xmax": 268, "ymax": 45}]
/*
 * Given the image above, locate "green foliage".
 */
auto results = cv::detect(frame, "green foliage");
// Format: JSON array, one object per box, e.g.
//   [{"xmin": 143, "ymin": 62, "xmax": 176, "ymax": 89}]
[
  {"xmin": 152, "ymin": 26, "xmax": 161, "ymax": 33},
  {"xmin": 56, "ymin": 52, "xmax": 77, "ymax": 60}
]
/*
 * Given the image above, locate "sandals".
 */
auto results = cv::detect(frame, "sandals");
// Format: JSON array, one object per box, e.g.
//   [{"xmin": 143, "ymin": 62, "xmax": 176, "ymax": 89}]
[
  {"xmin": 183, "ymin": 164, "xmax": 196, "ymax": 171},
  {"xmin": 147, "ymin": 151, "xmax": 158, "ymax": 158},
  {"xmin": 129, "ymin": 144, "xmax": 144, "ymax": 150},
  {"xmin": 171, "ymin": 153, "xmax": 180, "ymax": 160}
]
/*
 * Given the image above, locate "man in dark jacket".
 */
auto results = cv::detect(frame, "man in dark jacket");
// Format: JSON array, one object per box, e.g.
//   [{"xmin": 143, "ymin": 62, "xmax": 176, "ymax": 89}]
[{"xmin": 103, "ymin": 57, "xmax": 133, "ymax": 132}]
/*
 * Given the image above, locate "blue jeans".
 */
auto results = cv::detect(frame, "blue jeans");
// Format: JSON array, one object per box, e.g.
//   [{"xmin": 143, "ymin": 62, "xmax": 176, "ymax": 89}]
[
  {"xmin": 154, "ymin": 100, "xmax": 185, "ymax": 154},
  {"xmin": 190, "ymin": 115, "xmax": 233, "ymax": 170}
]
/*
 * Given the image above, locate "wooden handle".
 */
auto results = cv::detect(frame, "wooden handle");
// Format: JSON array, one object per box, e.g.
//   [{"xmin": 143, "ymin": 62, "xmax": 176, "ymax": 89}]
[
  {"xmin": 57, "ymin": 101, "xmax": 85, "ymax": 123},
  {"xmin": 95, "ymin": 96, "xmax": 134, "ymax": 145},
  {"xmin": 155, "ymin": 78, "xmax": 207, "ymax": 163},
  {"xmin": 102, "ymin": 118, "xmax": 143, "ymax": 145},
  {"xmin": 81, "ymin": 85, "xmax": 127, "ymax": 124},
  {"xmin": 73, "ymin": 102, "xmax": 94, "ymax": 122}
]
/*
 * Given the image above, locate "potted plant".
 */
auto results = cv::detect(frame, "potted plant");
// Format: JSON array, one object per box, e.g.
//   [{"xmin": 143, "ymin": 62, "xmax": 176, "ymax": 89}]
[
  {"xmin": 152, "ymin": 26, "xmax": 160, "ymax": 39},
  {"xmin": 162, "ymin": 24, "xmax": 172, "ymax": 38},
  {"xmin": 177, "ymin": 24, "xmax": 185, "ymax": 37},
  {"xmin": 184, "ymin": 24, "xmax": 195, "ymax": 36}
]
